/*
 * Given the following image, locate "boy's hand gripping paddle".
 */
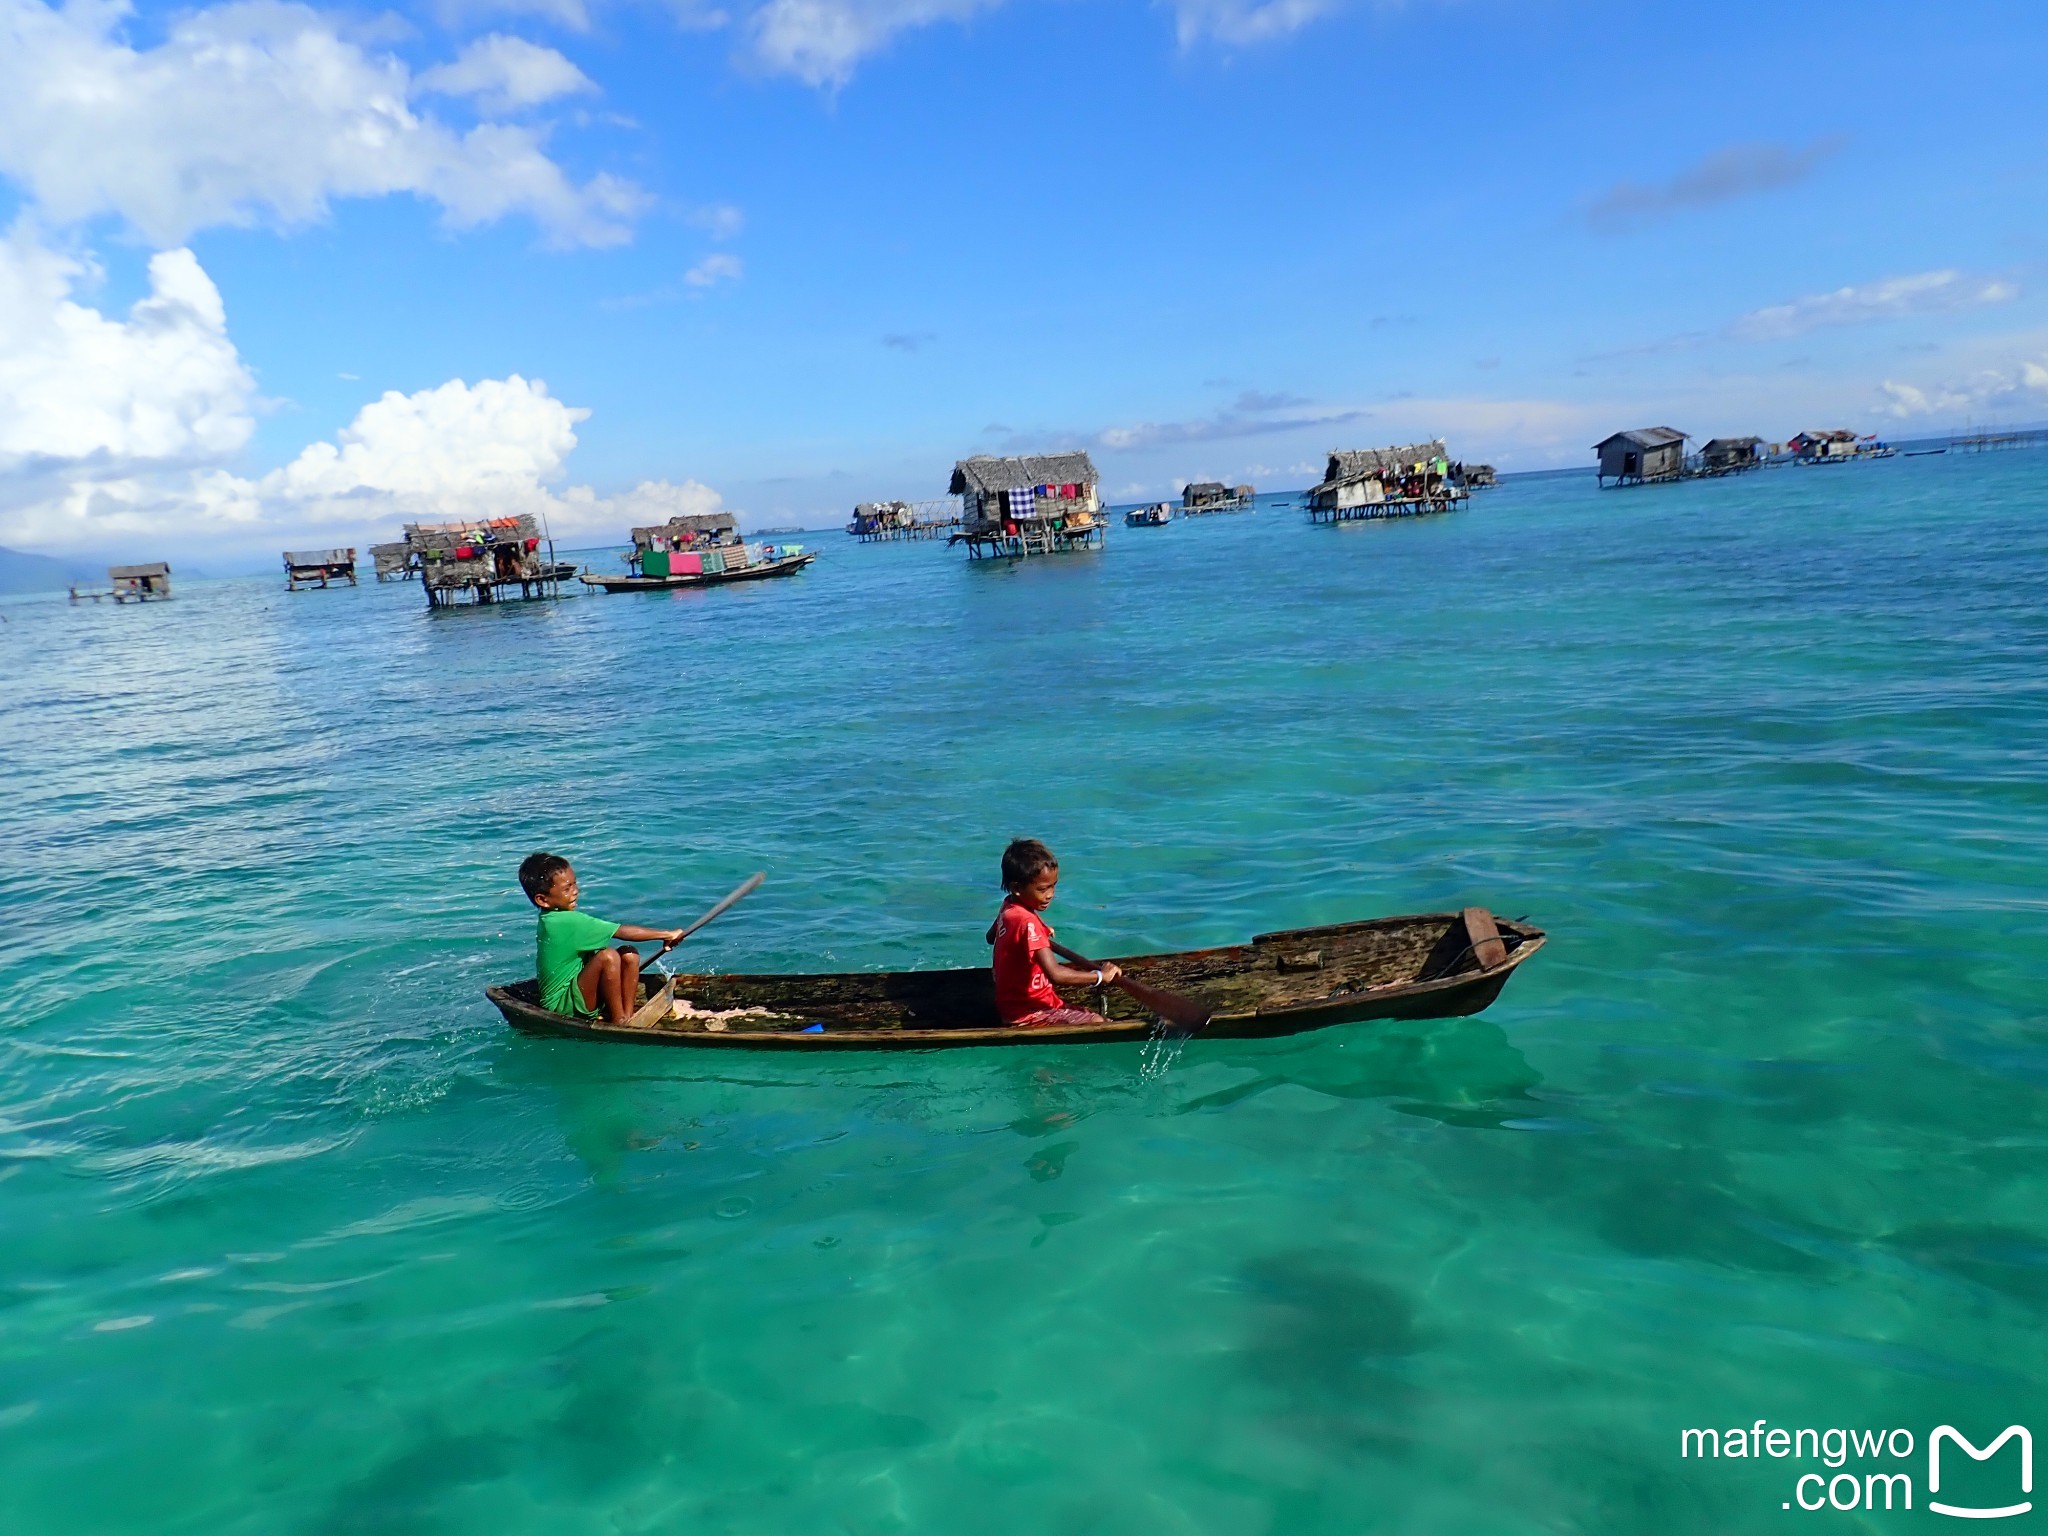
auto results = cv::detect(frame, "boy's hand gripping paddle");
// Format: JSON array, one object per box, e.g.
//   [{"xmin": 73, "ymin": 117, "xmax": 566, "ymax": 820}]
[{"xmin": 1050, "ymin": 940, "xmax": 1213, "ymax": 1034}]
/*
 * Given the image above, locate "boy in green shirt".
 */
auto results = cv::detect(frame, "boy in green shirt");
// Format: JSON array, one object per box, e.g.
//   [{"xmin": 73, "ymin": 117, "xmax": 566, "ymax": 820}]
[{"xmin": 519, "ymin": 852, "xmax": 684, "ymax": 1022}]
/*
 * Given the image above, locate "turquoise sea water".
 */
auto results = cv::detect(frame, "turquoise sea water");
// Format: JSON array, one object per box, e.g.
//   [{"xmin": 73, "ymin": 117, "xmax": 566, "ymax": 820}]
[{"xmin": 4, "ymin": 456, "xmax": 2047, "ymax": 1533}]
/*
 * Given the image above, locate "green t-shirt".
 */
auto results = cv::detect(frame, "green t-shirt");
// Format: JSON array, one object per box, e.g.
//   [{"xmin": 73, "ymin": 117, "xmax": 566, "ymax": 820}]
[{"xmin": 536, "ymin": 908, "xmax": 620, "ymax": 1017}]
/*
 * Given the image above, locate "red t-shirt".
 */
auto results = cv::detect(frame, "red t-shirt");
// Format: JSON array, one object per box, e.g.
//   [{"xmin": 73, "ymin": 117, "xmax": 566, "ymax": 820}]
[{"xmin": 992, "ymin": 901, "xmax": 1062, "ymax": 1022}]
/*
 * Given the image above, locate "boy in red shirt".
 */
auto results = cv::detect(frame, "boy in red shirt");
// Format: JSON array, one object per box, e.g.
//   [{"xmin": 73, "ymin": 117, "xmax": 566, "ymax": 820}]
[{"xmin": 986, "ymin": 839, "xmax": 1122, "ymax": 1026}]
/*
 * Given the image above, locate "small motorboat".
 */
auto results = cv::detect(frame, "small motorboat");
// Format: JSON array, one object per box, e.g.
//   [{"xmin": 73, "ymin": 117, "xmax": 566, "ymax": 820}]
[
  {"xmin": 1124, "ymin": 503, "xmax": 1173, "ymax": 528},
  {"xmin": 484, "ymin": 908, "xmax": 1545, "ymax": 1051}
]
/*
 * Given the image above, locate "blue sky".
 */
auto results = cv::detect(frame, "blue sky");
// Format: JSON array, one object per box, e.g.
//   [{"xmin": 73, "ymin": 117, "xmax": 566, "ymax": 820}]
[{"xmin": 2, "ymin": 0, "xmax": 2044, "ymax": 553}]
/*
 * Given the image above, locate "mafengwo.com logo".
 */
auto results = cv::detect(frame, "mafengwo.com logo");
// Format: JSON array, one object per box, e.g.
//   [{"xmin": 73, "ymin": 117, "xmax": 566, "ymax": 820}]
[{"xmin": 1681, "ymin": 1422, "xmax": 2032, "ymax": 1516}]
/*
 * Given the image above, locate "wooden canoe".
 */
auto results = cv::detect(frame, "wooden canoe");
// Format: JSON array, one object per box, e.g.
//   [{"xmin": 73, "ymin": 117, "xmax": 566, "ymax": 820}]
[
  {"xmin": 580, "ymin": 552, "xmax": 816, "ymax": 593},
  {"xmin": 483, "ymin": 908, "xmax": 1544, "ymax": 1051}
]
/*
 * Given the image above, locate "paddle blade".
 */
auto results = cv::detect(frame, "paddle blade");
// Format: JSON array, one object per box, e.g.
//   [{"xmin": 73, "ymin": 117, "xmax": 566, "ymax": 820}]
[{"xmin": 1115, "ymin": 975, "xmax": 1213, "ymax": 1034}]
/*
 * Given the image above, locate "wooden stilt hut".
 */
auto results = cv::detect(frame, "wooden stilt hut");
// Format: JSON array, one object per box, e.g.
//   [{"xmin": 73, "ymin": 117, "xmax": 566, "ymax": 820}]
[
  {"xmin": 1305, "ymin": 441, "xmax": 1467, "ymax": 522},
  {"xmin": 1181, "ymin": 481, "xmax": 1256, "ymax": 514},
  {"xmin": 1594, "ymin": 428, "xmax": 1687, "ymax": 487},
  {"xmin": 847, "ymin": 500, "xmax": 960, "ymax": 542},
  {"xmin": 947, "ymin": 452, "xmax": 1104, "ymax": 558},
  {"xmin": 72, "ymin": 562, "xmax": 173, "ymax": 603},
  {"xmin": 405, "ymin": 516, "xmax": 564, "ymax": 608},
  {"xmin": 370, "ymin": 542, "xmax": 415, "ymax": 581},
  {"xmin": 1698, "ymin": 437, "xmax": 1763, "ymax": 475},
  {"xmin": 283, "ymin": 548, "xmax": 358, "ymax": 589}
]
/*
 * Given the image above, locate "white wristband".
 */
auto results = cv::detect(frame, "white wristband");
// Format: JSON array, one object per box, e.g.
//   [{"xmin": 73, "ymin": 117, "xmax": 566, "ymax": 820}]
[{"xmin": 1093, "ymin": 970, "xmax": 1103, "ymax": 987}]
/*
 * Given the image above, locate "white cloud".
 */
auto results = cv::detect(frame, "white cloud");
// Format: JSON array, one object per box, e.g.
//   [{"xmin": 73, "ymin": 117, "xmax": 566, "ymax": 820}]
[
  {"xmin": 684, "ymin": 252, "xmax": 743, "ymax": 288},
  {"xmin": 747, "ymin": 0, "xmax": 996, "ymax": 89},
  {"xmin": 1166, "ymin": 0, "xmax": 1335, "ymax": 47},
  {"xmin": 239, "ymin": 378, "xmax": 727, "ymax": 540},
  {"xmin": 416, "ymin": 34, "xmax": 597, "ymax": 115},
  {"xmin": 1878, "ymin": 359, "xmax": 2048, "ymax": 420},
  {"xmin": 1732, "ymin": 270, "xmax": 2018, "ymax": 342},
  {"xmin": 0, "ymin": 0, "xmax": 643, "ymax": 247},
  {"xmin": 0, "ymin": 240, "xmax": 723, "ymax": 549},
  {"xmin": 0, "ymin": 223, "xmax": 256, "ymax": 470}
]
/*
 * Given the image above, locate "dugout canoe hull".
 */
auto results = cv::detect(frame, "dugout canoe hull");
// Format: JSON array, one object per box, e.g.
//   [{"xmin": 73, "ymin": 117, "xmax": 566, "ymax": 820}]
[
  {"xmin": 483, "ymin": 909, "xmax": 1544, "ymax": 1052},
  {"xmin": 580, "ymin": 553, "xmax": 816, "ymax": 593}
]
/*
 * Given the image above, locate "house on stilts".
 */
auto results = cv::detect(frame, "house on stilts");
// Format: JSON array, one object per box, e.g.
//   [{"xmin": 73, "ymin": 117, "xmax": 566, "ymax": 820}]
[
  {"xmin": 1305, "ymin": 441, "xmax": 1466, "ymax": 522},
  {"xmin": 1594, "ymin": 428, "xmax": 1688, "ymax": 487},
  {"xmin": 404, "ymin": 516, "xmax": 564, "ymax": 608},
  {"xmin": 283, "ymin": 548, "xmax": 358, "ymax": 588},
  {"xmin": 71, "ymin": 562, "xmax": 173, "ymax": 603},
  {"xmin": 1181, "ymin": 481, "xmax": 1255, "ymax": 514},
  {"xmin": 1698, "ymin": 437, "xmax": 1764, "ymax": 475},
  {"xmin": 947, "ymin": 452, "xmax": 1104, "ymax": 558}
]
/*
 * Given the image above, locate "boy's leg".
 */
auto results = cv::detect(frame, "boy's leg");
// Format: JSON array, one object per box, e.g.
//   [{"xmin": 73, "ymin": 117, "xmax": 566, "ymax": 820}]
[
  {"xmin": 576, "ymin": 948, "xmax": 619, "ymax": 1017},
  {"xmin": 612, "ymin": 946, "xmax": 642, "ymax": 1023}
]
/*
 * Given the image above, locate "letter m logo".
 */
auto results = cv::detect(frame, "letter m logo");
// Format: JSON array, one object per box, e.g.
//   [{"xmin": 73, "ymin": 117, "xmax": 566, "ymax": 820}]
[{"xmin": 1930, "ymin": 1425, "xmax": 2033, "ymax": 1519}]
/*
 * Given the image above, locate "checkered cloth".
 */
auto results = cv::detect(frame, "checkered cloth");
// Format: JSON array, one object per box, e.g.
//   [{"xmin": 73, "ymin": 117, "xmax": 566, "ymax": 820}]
[{"xmin": 1006, "ymin": 486, "xmax": 1037, "ymax": 518}]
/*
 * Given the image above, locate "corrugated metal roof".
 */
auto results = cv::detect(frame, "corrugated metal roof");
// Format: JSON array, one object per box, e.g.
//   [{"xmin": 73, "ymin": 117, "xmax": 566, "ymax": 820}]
[{"xmin": 1593, "ymin": 427, "xmax": 1687, "ymax": 451}]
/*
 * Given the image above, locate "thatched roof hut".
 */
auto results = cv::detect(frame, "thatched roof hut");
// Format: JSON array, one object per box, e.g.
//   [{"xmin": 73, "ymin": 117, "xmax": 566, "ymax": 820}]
[
  {"xmin": 950, "ymin": 452, "xmax": 1101, "ymax": 531},
  {"xmin": 1306, "ymin": 441, "xmax": 1450, "ymax": 510},
  {"xmin": 631, "ymin": 513, "xmax": 738, "ymax": 550}
]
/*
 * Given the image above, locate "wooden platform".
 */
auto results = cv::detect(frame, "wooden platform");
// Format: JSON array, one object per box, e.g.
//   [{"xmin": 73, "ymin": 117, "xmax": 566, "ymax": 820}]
[{"xmin": 1307, "ymin": 492, "xmax": 1466, "ymax": 524}]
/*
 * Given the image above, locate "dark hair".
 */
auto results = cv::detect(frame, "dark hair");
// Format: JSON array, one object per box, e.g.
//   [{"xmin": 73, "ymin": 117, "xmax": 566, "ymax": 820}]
[
  {"xmin": 519, "ymin": 851, "xmax": 571, "ymax": 902},
  {"xmin": 1001, "ymin": 838, "xmax": 1058, "ymax": 891}
]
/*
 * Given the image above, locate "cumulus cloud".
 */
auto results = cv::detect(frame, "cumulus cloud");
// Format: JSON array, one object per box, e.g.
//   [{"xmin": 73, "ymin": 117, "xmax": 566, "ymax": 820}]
[
  {"xmin": 1586, "ymin": 138, "xmax": 1844, "ymax": 230},
  {"xmin": 0, "ymin": 0, "xmax": 643, "ymax": 247},
  {"xmin": 1166, "ymin": 0, "xmax": 1336, "ymax": 47},
  {"xmin": 1731, "ymin": 270, "xmax": 2018, "ymax": 341},
  {"xmin": 0, "ymin": 240, "xmax": 722, "ymax": 549},
  {"xmin": 0, "ymin": 223, "xmax": 256, "ymax": 470},
  {"xmin": 747, "ymin": 0, "xmax": 997, "ymax": 89},
  {"xmin": 416, "ymin": 33, "xmax": 598, "ymax": 115},
  {"xmin": 1878, "ymin": 359, "xmax": 2048, "ymax": 420}
]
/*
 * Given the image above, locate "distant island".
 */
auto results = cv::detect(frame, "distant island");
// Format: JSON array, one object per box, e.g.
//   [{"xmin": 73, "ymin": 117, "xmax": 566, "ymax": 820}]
[{"xmin": 0, "ymin": 546, "xmax": 90, "ymax": 595}]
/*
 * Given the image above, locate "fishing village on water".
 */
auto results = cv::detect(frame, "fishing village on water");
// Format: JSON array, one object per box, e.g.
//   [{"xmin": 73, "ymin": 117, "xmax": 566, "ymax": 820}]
[{"xmin": 9, "ymin": 5, "xmax": 2046, "ymax": 1529}]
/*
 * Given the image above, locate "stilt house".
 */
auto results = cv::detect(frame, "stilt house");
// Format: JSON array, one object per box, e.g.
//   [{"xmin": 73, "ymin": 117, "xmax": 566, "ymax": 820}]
[
  {"xmin": 283, "ymin": 548, "xmax": 358, "ymax": 588},
  {"xmin": 1305, "ymin": 441, "xmax": 1460, "ymax": 516},
  {"xmin": 1594, "ymin": 428, "xmax": 1687, "ymax": 487},
  {"xmin": 109, "ymin": 563, "xmax": 172, "ymax": 600},
  {"xmin": 948, "ymin": 452, "xmax": 1103, "ymax": 556},
  {"xmin": 1699, "ymin": 437, "xmax": 1763, "ymax": 474},
  {"xmin": 1789, "ymin": 430, "xmax": 1858, "ymax": 462},
  {"xmin": 404, "ymin": 516, "xmax": 559, "ymax": 607},
  {"xmin": 370, "ymin": 542, "xmax": 414, "ymax": 581},
  {"xmin": 1181, "ymin": 481, "xmax": 1255, "ymax": 512}
]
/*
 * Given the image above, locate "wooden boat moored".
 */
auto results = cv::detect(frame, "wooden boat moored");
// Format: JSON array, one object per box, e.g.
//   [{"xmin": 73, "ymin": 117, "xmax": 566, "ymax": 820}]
[
  {"xmin": 484, "ymin": 908, "xmax": 1544, "ymax": 1050},
  {"xmin": 1125, "ymin": 503, "xmax": 1173, "ymax": 528},
  {"xmin": 581, "ymin": 552, "xmax": 816, "ymax": 593}
]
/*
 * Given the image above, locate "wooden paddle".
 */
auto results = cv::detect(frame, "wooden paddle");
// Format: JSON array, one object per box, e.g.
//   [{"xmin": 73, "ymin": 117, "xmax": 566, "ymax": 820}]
[
  {"xmin": 655, "ymin": 872, "xmax": 766, "ymax": 957},
  {"xmin": 1050, "ymin": 939, "xmax": 1214, "ymax": 1033}
]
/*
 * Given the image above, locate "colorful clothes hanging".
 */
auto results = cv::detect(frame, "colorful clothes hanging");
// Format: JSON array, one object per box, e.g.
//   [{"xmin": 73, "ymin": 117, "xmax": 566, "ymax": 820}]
[{"xmin": 1006, "ymin": 487, "xmax": 1037, "ymax": 518}]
